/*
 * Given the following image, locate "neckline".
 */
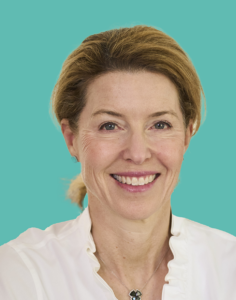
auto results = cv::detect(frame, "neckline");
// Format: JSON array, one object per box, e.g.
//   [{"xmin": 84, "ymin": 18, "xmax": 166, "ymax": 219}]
[{"xmin": 80, "ymin": 207, "xmax": 188, "ymax": 300}]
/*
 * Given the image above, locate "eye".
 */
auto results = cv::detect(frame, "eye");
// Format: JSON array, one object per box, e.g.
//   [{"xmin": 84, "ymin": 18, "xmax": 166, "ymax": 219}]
[
  {"xmin": 99, "ymin": 121, "xmax": 172, "ymax": 131},
  {"xmin": 99, "ymin": 122, "xmax": 118, "ymax": 131},
  {"xmin": 153, "ymin": 121, "xmax": 172, "ymax": 130}
]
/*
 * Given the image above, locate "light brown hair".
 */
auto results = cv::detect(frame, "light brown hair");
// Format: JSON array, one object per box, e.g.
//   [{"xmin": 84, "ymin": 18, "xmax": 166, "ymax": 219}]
[{"xmin": 50, "ymin": 25, "xmax": 206, "ymax": 209}]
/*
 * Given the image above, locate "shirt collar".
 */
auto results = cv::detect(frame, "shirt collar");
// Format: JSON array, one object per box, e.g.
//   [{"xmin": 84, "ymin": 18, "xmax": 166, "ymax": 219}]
[{"xmin": 78, "ymin": 206, "xmax": 187, "ymax": 298}]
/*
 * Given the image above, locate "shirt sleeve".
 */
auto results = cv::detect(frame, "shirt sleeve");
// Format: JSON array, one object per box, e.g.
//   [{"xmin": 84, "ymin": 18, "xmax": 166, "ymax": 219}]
[{"xmin": 0, "ymin": 244, "xmax": 38, "ymax": 300}]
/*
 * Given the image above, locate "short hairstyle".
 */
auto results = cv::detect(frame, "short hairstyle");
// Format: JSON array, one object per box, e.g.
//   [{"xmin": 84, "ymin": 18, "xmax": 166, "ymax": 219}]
[{"xmin": 50, "ymin": 25, "xmax": 206, "ymax": 209}]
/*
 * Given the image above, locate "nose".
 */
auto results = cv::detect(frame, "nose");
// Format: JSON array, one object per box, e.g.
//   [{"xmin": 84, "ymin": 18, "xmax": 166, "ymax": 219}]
[{"xmin": 122, "ymin": 131, "xmax": 152, "ymax": 164}]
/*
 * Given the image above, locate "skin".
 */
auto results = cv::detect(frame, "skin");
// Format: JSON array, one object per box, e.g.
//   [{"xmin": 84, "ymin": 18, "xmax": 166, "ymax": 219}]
[{"xmin": 61, "ymin": 71, "xmax": 193, "ymax": 300}]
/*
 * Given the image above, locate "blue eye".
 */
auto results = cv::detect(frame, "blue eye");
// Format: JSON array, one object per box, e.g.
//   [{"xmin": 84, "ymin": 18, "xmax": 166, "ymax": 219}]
[
  {"xmin": 99, "ymin": 121, "xmax": 172, "ymax": 131},
  {"xmin": 99, "ymin": 122, "xmax": 117, "ymax": 130},
  {"xmin": 154, "ymin": 121, "xmax": 171, "ymax": 129}
]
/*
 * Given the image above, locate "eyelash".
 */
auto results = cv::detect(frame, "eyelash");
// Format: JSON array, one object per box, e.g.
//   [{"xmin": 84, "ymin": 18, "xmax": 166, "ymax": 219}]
[{"xmin": 99, "ymin": 121, "xmax": 172, "ymax": 131}]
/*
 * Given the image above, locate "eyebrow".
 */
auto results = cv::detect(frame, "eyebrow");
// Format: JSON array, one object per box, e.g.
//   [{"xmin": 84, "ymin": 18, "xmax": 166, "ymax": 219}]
[{"xmin": 92, "ymin": 109, "xmax": 179, "ymax": 119}]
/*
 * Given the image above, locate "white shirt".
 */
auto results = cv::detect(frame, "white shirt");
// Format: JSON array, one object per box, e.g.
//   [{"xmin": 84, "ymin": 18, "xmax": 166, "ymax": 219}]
[{"xmin": 0, "ymin": 207, "xmax": 236, "ymax": 300}]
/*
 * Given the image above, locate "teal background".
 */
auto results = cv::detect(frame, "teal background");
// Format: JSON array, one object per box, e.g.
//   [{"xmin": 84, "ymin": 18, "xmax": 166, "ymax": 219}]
[{"xmin": 0, "ymin": 0, "xmax": 236, "ymax": 246}]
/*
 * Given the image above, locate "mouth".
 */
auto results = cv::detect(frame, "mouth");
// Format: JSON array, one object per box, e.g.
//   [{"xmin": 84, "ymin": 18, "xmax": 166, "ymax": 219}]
[{"xmin": 110, "ymin": 173, "xmax": 160, "ymax": 186}]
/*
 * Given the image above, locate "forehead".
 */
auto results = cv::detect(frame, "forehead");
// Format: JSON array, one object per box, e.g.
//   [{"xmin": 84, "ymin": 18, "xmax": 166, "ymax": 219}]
[{"xmin": 85, "ymin": 71, "xmax": 181, "ymax": 118}]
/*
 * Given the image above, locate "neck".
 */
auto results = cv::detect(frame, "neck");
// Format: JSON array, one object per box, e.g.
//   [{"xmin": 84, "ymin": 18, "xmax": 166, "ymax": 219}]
[{"xmin": 89, "ymin": 198, "xmax": 172, "ymax": 277}]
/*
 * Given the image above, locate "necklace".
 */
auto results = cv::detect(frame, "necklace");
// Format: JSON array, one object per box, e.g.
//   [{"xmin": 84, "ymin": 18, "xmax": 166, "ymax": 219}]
[{"xmin": 97, "ymin": 245, "xmax": 170, "ymax": 300}]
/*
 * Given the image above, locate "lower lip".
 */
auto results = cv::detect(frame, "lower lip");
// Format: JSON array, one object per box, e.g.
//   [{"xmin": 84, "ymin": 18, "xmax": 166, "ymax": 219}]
[{"xmin": 110, "ymin": 174, "xmax": 160, "ymax": 193}]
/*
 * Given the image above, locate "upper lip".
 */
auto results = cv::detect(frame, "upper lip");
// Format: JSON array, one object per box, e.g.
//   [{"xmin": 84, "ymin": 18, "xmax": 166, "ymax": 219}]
[{"xmin": 111, "ymin": 171, "xmax": 159, "ymax": 178}]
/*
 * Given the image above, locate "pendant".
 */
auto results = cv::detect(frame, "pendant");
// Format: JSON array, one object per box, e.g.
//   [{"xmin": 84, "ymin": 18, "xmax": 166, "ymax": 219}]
[{"xmin": 129, "ymin": 290, "xmax": 142, "ymax": 300}]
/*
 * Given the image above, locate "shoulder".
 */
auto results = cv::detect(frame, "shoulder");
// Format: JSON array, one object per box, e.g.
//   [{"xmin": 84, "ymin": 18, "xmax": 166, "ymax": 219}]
[
  {"xmin": 171, "ymin": 214, "xmax": 236, "ymax": 264},
  {"xmin": 0, "ymin": 244, "xmax": 38, "ymax": 299},
  {"xmin": 0, "ymin": 212, "xmax": 88, "ymax": 299},
  {"xmin": 183, "ymin": 217, "xmax": 236, "ymax": 259},
  {"xmin": 6, "ymin": 212, "xmax": 85, "ymax": 253},
  {"xmin": 172, "ymin": 214, "xmax": 236, "ymax": 244},
  {"xmin": 185, "ymin": 217, "xmax": 236, "ymax": 265},
  {"xmin": 171, "ymin": 215, "xmax": 236, "ymax": 296},
  {"xmin": 172, "ymin": 214, "xmax": 236, "ymax": 267},
  {"xmin": 184, "ymin": 216, "xmax": 236, "ymax": 243}
]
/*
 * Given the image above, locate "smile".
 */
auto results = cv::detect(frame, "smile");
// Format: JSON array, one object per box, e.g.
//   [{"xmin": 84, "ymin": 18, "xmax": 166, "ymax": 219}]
[
  {"xmin": 111, "ymin": 174, "xmax": 158, "ymax": 186},
  {"xmin": 110, "ymin": 173, "xmax": 160, "ymax": 193}
]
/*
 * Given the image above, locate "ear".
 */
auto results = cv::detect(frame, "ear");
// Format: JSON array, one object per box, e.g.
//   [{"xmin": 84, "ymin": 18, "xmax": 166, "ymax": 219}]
[
  {"xmin": 184, "ymin": 119, "xmax": 194, "ymax": 154},
  {"xmin": 61, "ymin": 119, "xmax": 79, "ymax": 161}
]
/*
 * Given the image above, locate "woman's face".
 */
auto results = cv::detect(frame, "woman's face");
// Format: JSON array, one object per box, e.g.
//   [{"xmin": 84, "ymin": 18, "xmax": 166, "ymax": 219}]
[{"xmin": 62, "ymin": 71, "xmax": 193, "ymax": 220}]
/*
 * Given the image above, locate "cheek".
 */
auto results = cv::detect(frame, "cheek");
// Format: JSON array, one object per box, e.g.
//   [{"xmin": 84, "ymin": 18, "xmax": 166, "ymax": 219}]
[
  {"xmin": 79, "ymin": 131, "xmax": 118, "ymax": 169},
  {"xmin": 155, "ymin": 137, "xmax": 185, "ymax": 168}
]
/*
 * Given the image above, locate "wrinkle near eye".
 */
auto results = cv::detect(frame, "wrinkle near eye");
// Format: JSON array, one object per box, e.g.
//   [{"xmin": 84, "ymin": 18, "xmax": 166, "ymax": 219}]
[{"xmin": 79, "ymin": 129, "xmax": 95, "ymax": 155}]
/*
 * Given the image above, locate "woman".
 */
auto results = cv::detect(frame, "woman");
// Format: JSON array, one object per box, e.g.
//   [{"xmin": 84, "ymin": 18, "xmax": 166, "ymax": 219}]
[{"xmin": 0, "ymin": 25, "xmax": 235, "ymax": 300}]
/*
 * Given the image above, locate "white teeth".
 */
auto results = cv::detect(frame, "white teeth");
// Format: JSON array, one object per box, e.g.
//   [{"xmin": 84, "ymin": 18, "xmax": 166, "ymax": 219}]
[
  {"xmin": 138, "ymin": 177, "xmax": 145, "ymax": 185},
  {"xmin": 121, "ymin": 176, "xmax": 126, "ymax": 183},
  {"xmin": 112, "ymin": 174, "xmax": 157, "ymax": 185},
  {"xmin": 131, "ymin": 177, "xmax": 138, "ymax": 186},
  {"xmin": 148, "ymin": 175, "xmax": 153, "ymax": 183},
  {"xmin": 126, "ymin": 177, "xmax": 132, "ymax": 184}
]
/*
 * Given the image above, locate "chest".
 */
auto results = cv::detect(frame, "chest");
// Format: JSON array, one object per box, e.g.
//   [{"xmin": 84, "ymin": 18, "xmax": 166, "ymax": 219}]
[{"xmin": 97, "ymin": 266, "xmax": 169, "ymax": 300}]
